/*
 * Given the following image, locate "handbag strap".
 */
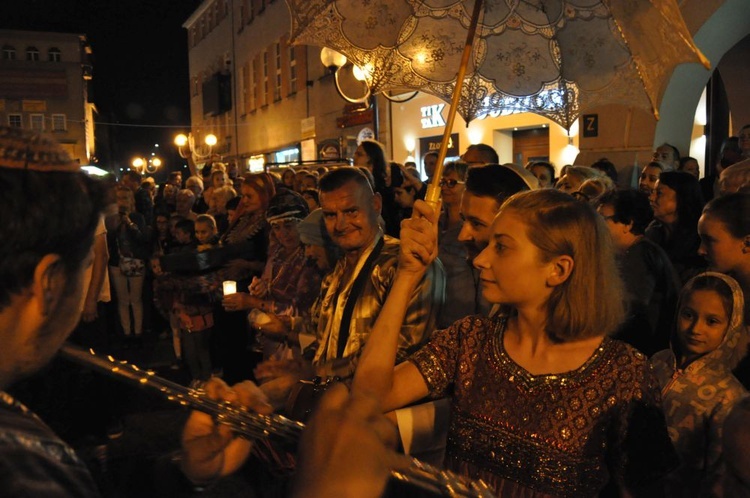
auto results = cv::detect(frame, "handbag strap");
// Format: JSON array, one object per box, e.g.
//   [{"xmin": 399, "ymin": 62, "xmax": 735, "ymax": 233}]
[{"xmin": 336, "ymin": 236, "xmax": 385, "ymax": 358}]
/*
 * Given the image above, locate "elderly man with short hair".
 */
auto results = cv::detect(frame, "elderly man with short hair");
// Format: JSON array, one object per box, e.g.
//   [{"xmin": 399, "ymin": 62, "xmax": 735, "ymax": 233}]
[
  {"xmin": 253, "ymin": 167, "xmax": 445, "ymax": 396},
  {"xmin": 185, "ymin": 175, "xmax": 208, "ymax": 214},
  {"xmin": 175, "ymin": 188, "xmax": 198, "ymax": 221}
]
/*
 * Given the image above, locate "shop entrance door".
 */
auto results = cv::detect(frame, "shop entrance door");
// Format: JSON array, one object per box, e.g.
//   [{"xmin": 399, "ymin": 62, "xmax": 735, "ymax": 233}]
[{"xmin": 512, "ymin": 128, "xmax": 549, "ymax": 166}]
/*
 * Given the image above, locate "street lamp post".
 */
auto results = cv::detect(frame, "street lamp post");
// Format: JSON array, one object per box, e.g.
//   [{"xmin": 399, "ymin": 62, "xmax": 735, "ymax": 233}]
[
  {"xmin": 320, "ymin": 47, "xmax": 418, "ymax": 142},
  {"xmin": 320, "ymin": 47, "xmax": 371, "ymax": 104},
  {"xmin": 174, "ymin": 132, "xmax": 218, "ymax": 176},
  {"xmin": 132, "ymin": 156, "xmax": 162, "ymax": 175}
]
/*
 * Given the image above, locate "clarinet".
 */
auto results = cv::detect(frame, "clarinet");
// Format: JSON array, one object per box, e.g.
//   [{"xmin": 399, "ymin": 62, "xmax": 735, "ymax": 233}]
[{"xmin": 59, "ymin": 343, "xmax": 496, "ymax": 498}]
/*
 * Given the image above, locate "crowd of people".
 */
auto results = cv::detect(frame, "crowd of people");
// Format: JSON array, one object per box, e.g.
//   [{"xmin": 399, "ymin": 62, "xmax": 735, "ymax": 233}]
[{"xmin": 2, "ymin": 124, "xmax": 750, "ymax": 498}]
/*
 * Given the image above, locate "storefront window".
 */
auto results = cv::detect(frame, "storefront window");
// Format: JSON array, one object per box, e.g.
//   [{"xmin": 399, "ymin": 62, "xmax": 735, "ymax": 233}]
[{"xmin": 274, "ymin": 146, "xmax": 299, "ymax": 163}]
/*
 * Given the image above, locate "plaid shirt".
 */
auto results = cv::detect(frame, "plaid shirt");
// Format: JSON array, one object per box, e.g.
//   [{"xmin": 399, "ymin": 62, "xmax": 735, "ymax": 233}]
[{"xmin": 304, "ymin": 232, "xmax": 445, "ymax": 378}]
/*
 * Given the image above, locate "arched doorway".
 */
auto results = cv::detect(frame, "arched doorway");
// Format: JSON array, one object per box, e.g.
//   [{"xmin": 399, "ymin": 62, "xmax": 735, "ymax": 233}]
[{"xmin": 655, "ymin": 0, "xmax": 750, "ymax": 167}]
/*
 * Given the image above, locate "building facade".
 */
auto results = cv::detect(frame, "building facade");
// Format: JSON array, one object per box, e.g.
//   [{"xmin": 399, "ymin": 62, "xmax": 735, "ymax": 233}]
[
  {"xmin": 0, "ymin": 30, "xmax": 95, "ymax": 165},
  {"xmin": 182, "ymin": 0, "xmax": 392, "ymax": 172}
]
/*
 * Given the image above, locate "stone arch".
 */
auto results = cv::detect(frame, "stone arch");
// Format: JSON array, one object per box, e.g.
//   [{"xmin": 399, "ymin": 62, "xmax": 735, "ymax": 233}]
[{"xmin": 654, "ymin": 0, "xmax": 750, "ymax": 154}]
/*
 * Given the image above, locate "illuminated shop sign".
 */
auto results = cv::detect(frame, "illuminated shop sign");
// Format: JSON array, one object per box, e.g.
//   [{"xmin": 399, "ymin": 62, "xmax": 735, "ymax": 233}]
[
  {"xmin": 420, "ymin": 104, "xmax": 445, "ymax": 129},
  {"xmin": 419, "ymin": 133, "xmax": 459, "ymax": 158},
  {"xmin": 248, "ymin": 155, "xmax": 265, "ymax": 173}
]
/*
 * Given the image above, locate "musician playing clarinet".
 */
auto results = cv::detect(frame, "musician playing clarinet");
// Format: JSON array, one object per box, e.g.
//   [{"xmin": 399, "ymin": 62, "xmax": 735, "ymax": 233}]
[
  {"xmin": 0, "ymin": 127, "xmax": 399, "ymax": 498},
  {"xmin": 0, "ymin": 127, "xmax": 105, "ymax": 497}
]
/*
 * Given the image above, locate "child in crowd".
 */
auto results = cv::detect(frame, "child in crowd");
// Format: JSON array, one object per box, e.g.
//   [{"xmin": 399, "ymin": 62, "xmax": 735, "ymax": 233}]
[
  {"xmin": 201, "ymin": 166, "xmax": 228, "ymax": 209},
  {"xmin": 167, "ymin": 219, "xmax": 218, "ymax": 385},
  {"xmin": 211, "ymin": 169, "xmax": 229, "ymax": 190},
  {"xmin": 650, "ymin": 272, "xmax": 748, "ymax": 497},
  {"xmin": 208, "ymin": 186, "xmax": 237, "ymax": 234},
  {"xmin": 225, "ymin": 196, "xmax": 241, "ymax": 225},
  {"xmin": 194, "ymin": 214, "xmax": 220, "ymax": 251},
  {"xmin": 152, "ymin": 213, "xmax": 178, "ymax": 359},
  {"xmin": 152, "ymin": 212, "xmax": 175, "ymax": 257},
  {"xmin": 163, "ymin": 219, "xmax": 197, "ymax": 370},
  {"xmin": 173, "ymin": 219, "xmax": 196, "ymax": 248},
  {"xmin": 168, "ymin": 214, "xmax": 185, "ymax": 241}
]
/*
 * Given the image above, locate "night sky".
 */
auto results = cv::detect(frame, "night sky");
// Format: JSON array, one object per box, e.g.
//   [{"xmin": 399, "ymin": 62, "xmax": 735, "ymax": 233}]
[{"xmin": 0, "ymin": 0, "xmax": 204, "ymax": 174}]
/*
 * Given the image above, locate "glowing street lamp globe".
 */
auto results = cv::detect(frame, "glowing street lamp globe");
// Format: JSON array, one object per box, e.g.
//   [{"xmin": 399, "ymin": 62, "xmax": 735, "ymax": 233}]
[
  {"xmin": 174, "ymin": 132, "xmax": 218, "ymax": 167},
  {"xmin": 320, "ymin": 47, "xmax": 347, "ymax": 72},
  {"xmin": 174, "ymin": 134, "xmax": 188, "ymax": 147}
]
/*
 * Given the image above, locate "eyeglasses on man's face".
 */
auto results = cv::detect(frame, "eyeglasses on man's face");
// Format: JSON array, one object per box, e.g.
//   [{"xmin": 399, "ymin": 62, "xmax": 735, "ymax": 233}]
[{"xmin": 439, "ymin": 178, "xmax": 465, "ymax": 188}]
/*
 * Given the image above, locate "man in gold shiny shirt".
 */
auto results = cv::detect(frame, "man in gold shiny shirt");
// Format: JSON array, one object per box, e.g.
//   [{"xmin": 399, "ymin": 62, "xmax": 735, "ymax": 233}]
[{"xmin": 255, "ymin": 167, "xmax": 445, "ymax": 401}]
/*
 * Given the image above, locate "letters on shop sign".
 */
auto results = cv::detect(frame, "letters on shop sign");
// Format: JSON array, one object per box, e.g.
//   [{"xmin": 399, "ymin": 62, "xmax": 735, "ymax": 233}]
[{"xmin": 421, "ymin": 104, "xmax": 446, "ymax": 129}]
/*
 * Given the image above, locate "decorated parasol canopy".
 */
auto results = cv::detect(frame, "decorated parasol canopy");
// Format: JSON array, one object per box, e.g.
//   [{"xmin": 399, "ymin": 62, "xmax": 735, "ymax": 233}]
[
  {"xmin": 286, "ymin": 0, "xmax": 709, "ymax": 131},
  {"xmin": 286, "ymin": 0, "xmax": 709, "ymax": 202}
]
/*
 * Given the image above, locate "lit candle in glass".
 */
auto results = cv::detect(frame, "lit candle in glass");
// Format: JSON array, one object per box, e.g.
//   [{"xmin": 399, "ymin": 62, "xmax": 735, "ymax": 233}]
[{"xmin": 222, "ymin": 280, "xmax": 237, "ymax": 295}]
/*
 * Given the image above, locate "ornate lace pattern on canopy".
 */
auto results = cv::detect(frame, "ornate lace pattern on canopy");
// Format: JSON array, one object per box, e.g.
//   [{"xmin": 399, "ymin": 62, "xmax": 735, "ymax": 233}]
[{"xmin": 287, "ymin": 0, "xmax": 709, "ymax": 129}]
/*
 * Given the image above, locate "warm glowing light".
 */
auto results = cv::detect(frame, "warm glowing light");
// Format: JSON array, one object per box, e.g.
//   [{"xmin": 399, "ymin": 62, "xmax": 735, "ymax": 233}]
[
  {"xmin": 467, "ymin": 127, "xmax": 483, "ymax": 145},
  {"xmin": 152, "ymin": 158, "xmax": 162, "ymax": 167},
  {"xmin": 567, "ymin": 119, "xmax": 580, "ymax": 138},
  {"xmin": 132, "ymin": 157, "xmax": 145, "ymax": 168},
  {"xmin": 415, "ymin": 52, "xmax": 427, "ymax": 64},
  {"xmin": 320, "ymin": 47, "xmax": 347, "ymax": 69},
  {"xmin": 174, "ymin": 134, "xmax": 188, "ymax": 147},
  {"xmin": 352, "ymin": 65, "xmax": 366, "ymax": 82},
  {"xmin": 248, "ymin": 155, "xmax": 265, "ymax": 173},
  {"xmin": 223, "ymin": 280, "xmax": 237, "ymax": 295},
  {"xmin": 204, "ymin": 134, "xmax": 217, "ymax": 146},
  {"xmin": 404, "ymin": 136, "xmax": 416, "ymax": 153},
  {"xmin": 562, "ymin": 144, "xmax": 579, "ymax": 165}
]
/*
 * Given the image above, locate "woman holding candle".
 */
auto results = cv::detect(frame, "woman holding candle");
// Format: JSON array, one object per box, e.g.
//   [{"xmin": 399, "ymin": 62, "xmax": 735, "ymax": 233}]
[
  {"xmin": 222, "ymin": 191, "xmax": 324, "ymax": 360},
  {"xmin": 211, "ymin": 173, "xmax": 275, "ymax": 382}
]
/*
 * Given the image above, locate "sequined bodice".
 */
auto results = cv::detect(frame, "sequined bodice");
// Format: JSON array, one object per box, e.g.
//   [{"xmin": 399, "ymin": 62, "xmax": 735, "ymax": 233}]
[{"xmin": 410, "ymin": 315, "xmax": 675, "ymax": 497}]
